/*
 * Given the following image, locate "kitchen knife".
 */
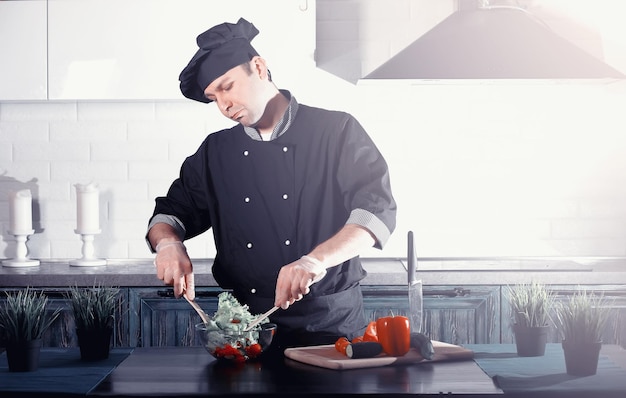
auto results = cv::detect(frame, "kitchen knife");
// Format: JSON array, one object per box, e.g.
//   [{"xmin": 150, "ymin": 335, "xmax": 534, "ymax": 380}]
[{"xmin": 407, "ymin": 231, "xmax": 423, "ymax": 333}]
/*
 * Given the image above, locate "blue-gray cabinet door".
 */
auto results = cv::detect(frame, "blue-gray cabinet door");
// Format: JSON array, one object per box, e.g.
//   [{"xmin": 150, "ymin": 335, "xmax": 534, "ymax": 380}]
[{"xmin": 129, "ymin": 287, "xmax": 222, "ymax": 347}]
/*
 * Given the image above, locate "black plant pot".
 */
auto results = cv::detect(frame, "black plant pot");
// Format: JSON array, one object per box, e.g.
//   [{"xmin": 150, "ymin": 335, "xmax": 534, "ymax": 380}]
[
  {"xmin": 562, "ymin": 340, "xmax": 602, "ymax": 376},
  {"xmin": 513, "ymin": 324, "xmax": 549, "ymax": 357},
  {"xmin": 5, "ymin": 339, "xmax": 42, "ymax": 372},
  {"xmin": 76, "ymin": 328, "xmax": 112, "ymax": 361}
]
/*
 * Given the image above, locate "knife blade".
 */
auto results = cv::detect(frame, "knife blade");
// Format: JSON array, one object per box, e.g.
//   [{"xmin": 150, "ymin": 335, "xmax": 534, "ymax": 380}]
[{"xmin": 407, "ymin": 231, "xmax": 423, "ymax": 333}]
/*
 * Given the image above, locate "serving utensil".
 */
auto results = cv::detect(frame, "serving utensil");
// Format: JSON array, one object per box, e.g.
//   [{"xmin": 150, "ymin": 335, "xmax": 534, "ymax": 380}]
[
  {"xmin": 184, "ymin": 294, "xmax": 210, "ymax": 325},
  {"xmin": 244, "ymin": 305, "xmax": 279, "ymax": 332}
]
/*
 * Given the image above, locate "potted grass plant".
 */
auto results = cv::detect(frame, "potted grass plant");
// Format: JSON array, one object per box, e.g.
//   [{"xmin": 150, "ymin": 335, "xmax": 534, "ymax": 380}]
[
  {"xmin": 556, "ymin": 289, "xmax": 611, "ymax": 376},
  {"xmin": 0, "ymin": 287, "xmax": 61, "ymax": 371},
  {"xmin": 506, "ymin": 281, "xmax": 555, "ymax": 357},
  {"xmin": 66, "ymin": 284, "xmax": 121, "ymax": 361}
]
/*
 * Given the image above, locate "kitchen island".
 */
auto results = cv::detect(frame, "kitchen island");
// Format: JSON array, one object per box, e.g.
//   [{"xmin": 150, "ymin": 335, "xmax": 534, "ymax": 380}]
[{"xmin": 90, "ymin": 345, "xmax": 501, "ymax": 397}]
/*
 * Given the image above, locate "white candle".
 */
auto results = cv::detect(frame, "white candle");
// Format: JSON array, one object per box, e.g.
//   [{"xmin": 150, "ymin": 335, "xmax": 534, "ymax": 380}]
[
  {"xmin": 9, "ymin": 189, "xmax": 33, "ymax": 233},
  {"xmin": 75, "ymin": 183, "xmax": 100, "ymax": 232}
]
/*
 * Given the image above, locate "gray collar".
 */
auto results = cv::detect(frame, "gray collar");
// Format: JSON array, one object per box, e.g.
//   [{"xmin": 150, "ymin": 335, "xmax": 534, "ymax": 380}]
[{"xmin": 243, "ymin": 90, "xmax": 298, "ymax": 141}]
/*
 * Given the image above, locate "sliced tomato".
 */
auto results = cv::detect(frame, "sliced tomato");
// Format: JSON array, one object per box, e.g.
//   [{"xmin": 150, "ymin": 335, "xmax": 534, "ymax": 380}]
[{"xmin": 334, "ymin": 336, "xmax": 351, "ymax": 355}]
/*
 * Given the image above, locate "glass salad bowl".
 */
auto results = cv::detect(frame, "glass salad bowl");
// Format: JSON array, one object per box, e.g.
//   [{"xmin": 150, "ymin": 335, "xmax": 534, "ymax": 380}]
[{"xmin": 196, "ymin": 322, "xmax": 277, "ymax": 362}]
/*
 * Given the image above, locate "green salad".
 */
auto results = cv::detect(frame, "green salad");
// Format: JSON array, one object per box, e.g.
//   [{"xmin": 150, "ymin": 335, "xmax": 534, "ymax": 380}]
[
  {"xmin": 201, "ymin": 292, "xmax": 269, "ymax": 360},
  {"xmin": 205, "ymin": 292, "xmax": 267, "ymax": 332}
]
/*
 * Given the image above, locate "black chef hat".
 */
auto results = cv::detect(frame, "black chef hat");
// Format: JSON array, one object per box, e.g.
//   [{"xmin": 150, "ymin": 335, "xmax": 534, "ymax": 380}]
[{"xmin": 179, "ymin": 18, "xmax": 260, "ymax": 103}]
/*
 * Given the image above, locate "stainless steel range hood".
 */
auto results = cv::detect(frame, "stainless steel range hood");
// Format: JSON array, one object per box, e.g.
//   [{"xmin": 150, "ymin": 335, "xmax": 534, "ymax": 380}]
[{"xmin": 364, "ymin": 7, "xmax": 625, "ymax": 80}]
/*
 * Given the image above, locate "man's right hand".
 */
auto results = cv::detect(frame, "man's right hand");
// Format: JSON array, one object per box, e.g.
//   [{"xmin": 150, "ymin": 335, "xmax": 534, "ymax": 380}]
[{"xmin": 154, "ymin": 240, "xmax": 195, "ymax": 300}]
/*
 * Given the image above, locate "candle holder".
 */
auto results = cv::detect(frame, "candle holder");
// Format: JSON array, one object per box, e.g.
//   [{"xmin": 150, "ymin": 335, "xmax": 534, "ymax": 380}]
[
  {"xmin": 70, "ymin": 229, "xmax": 107, "ymax": 267},
  {"xmin": 2, "ymin": 230, "xmax": 40, "ymax": 267}
]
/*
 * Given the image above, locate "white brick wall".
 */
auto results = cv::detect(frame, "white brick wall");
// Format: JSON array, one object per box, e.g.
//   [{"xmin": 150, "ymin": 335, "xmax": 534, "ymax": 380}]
[{"xmin": 1, "ymin": 0, "xmax": 626, "ymax": 261}]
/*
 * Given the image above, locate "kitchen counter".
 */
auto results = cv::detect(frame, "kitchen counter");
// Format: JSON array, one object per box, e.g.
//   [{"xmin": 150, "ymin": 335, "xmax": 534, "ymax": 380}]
[{"xmin": 1, "ymin": 257, "xmax": 625, "ymax": 287}]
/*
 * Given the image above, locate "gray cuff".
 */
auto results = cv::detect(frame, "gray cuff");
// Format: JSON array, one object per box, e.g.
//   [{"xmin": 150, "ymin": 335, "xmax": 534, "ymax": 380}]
[
  {"xmin": 145, "ymin": 214, "xmax": 186, "ymax": 253},
  {"xmin": 346, "ymin": 208, "xmax": 392, "ymax": 249}
]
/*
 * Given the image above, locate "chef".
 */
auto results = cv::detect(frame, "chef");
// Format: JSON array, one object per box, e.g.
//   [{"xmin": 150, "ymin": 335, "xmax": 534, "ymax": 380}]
[{"xmin": 147, "ymin": 18, "xmax": 397, "ymax": 349}]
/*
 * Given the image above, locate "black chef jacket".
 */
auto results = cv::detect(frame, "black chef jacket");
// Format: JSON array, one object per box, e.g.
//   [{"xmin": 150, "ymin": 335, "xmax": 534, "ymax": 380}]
[{"xmin": 152, "ymin": 104, "xmax": 396, "ymax": 346}]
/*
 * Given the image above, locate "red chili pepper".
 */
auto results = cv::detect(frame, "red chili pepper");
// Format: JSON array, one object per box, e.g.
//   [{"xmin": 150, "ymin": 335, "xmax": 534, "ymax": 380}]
[
  {"xmin": 362, "ymin": 321, "xmax": 378, "ymax": 342},
  {"xmin": 376, "ymin": 315, "xmax": 410, "ymax": 357}
]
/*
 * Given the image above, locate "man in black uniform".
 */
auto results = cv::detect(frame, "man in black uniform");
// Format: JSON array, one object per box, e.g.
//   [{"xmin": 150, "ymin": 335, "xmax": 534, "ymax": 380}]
[{"xmin": 147, "ymin": 18, "xmax": 396, "ymax": 349}]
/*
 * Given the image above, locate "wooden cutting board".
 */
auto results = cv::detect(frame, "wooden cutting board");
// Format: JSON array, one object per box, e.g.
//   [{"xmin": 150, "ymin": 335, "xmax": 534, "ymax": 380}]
[{"xmin": 284, "ymin": 340, "xmax": 474, "ymax": 370}]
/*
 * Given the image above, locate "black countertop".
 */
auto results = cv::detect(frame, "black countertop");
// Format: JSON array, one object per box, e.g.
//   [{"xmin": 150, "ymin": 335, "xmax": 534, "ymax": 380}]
[{"xmin": 90, "ymin": 346, "xmax": 501, "ymax": 397}]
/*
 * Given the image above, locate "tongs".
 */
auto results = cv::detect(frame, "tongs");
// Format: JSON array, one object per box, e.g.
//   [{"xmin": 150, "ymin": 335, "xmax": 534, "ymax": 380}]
[
  {"xmin": 244, "ymin": 306, "xmax": 279, "ymax": 332},
  {"xmin": 183, "ymin": 294, "xmax": 210, "ymax": 325}
]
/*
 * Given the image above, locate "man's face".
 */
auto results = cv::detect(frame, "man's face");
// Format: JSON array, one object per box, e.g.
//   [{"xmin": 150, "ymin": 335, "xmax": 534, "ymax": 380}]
[{"xmin": 203, "ymin": 59, "xmax": 269, "ymax": 127}]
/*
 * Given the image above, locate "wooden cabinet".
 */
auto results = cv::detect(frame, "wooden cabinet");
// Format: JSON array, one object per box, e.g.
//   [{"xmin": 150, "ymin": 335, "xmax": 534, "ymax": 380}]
[
  {"xmin": 2, "ymin": 283, "xmax": 623, "ymax": 349},
  {"xmin": 47, "ymin": 0, "xmax": 315, "ymax": 100},
  {"xmin": 0, "ymin": 0, "xmax": 47, "ymax": 100},
  {"xmin": 362, "ymin": 285, "xmax": 501, "ymax": 344},
  {"xmin": 128, "ymin": 287, "xmax": 223, "ymax": 347}
]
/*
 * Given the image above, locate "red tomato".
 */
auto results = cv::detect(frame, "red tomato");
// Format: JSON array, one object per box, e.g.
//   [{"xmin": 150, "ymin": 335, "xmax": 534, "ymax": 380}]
[
  {"xmin": 214, "ymin": 344, "xmax": 242, "ymax": 359},
  {"xmin": 334, "ymin": 337, "xmax": 351, "ymax": 355},
  {"xmin": 245, "ymin": 343, "xmax": 262, "ymax": 358},
  {"xmin": 351, "ymin": 335, "xmax": 364, "ymax": 344}
]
